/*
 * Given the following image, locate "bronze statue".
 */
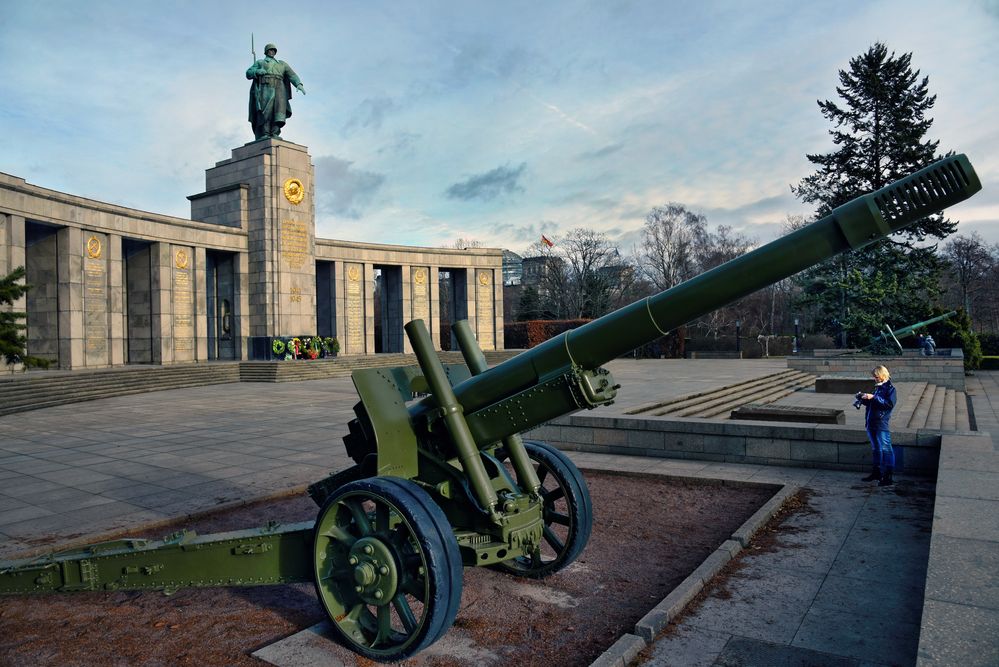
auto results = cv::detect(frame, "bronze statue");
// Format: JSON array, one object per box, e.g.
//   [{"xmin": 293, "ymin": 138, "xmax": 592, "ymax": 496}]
[{"xmin": 246, "ymin": 43, "xmax": 306, "ymax": 141}]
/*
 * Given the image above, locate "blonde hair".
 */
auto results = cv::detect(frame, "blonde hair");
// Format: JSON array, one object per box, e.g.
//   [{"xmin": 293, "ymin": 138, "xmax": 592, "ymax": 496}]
[{"xmin": 872, "ymin": 365, "xmax": 890, "ymax": 382}]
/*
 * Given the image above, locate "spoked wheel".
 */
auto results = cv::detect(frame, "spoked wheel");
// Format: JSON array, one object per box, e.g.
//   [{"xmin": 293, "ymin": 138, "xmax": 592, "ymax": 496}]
[
  {"xmin": 312, "ymin": 477, "xmax": 463, "ymax": 661},
  {"xmin": 494, "ymin": 439, "xmax": 593, "ymax": 578}
]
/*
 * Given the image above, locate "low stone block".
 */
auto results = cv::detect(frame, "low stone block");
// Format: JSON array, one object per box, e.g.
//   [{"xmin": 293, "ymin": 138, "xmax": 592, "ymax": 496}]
[
  {"xmin": 732, "ymin": 404, "xmax": 844, "ymax": 425},
  {"xmin": 791, "ymin": 441, "xmax": 838, "ymax": 463},
  {"xmin": 815, "ymin": 376, "xmax": 874, "ymax": 393},
  {"xmin": 663, "ymin": 433, "xmax": 704, "ymax": 452},
  {"xmin": 745, "ymin": 437, "xmax": 791, "ymax": 459},
  {"xmin": 703, "ymin": 436, "xmax": 746, "ymax": 456}
]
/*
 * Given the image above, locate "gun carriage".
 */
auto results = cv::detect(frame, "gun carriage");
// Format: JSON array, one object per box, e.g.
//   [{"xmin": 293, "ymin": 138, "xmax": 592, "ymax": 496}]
[{"xmin": 0, "ymin": 155, "xmax": 981, "ymax": 661}]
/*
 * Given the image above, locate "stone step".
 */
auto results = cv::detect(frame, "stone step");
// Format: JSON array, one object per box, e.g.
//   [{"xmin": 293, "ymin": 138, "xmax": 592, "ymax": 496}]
[
  {"xmin": 956, "ymin": 391, "xmax": 971, "ymax": 431},
  {"xmin": 637, "ymin": 371, "xmax": 809, "ymax": 416},
  {"xmin": 894, "ymin": 381, "xmax": 927, "ymax": 427},
  {"xmin": 942, "ymin": 389, "xmax": 957, "ymax": 431},
  {"xmin": 906, "ymin": 383, "xmax": 937, "ymax": 429},
  {"xmin": 660, "ymin": 373, "xmax": 814, "ymax": 418},
  {"xmin": 0, "ymin": 351, "xmax": 525, "ymax": 416},
  {"xmin": 925, "ymin": 385, "xmax": 947, "ymax": 430},
  {"xmin": 696, "ymin": 377, "xmax": 817, "ymax": 419},
  {"xmin": 624, "ymin": 370, "xmax": 800, "ymax": 415}
]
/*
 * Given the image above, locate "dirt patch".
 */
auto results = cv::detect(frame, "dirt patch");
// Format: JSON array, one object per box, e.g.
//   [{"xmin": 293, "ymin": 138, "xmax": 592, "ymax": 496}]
[{"xmin": 0, "ymin": 471, "xmax": 774, "ymax": 667}]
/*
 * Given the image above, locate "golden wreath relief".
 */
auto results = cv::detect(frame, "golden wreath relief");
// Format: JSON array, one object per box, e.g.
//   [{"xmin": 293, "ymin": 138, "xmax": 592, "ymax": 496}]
[
  {"xmin": 478, "ymin": 271, "xmax": 490, "ymax": 286},
  {"xmin": 86, "ymin": 236, "xmax": 102, "ymax": 259},
  {"xmin": 283, "ymin": 178, "xmax": 305, "ymax": 205},
  {"xmin": 175, "ymin": 249, "xmax": 189, "ymax": 269}
]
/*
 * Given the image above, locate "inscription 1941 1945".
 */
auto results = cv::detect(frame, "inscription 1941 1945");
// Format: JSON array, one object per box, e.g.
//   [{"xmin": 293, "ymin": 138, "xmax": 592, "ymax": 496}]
[{"xmin": 246, "ymin": 39, "xmax": 306, "ymax": 141}]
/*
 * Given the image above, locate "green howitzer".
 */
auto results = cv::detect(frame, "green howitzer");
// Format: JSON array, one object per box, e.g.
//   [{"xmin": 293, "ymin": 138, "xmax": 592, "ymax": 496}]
[
  {"xmin": 868, "ymin": 310, "xmax": 957, "ymax": 354},
  {"xmin": 0, "ymin": 154, "xmax": 982, "ymax": 661}
]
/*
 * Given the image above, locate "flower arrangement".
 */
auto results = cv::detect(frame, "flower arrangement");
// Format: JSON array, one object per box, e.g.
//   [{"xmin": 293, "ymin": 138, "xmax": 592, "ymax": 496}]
[{"xmin": 271, "ymin": 335, "xmax": 340, "ymax": 360}]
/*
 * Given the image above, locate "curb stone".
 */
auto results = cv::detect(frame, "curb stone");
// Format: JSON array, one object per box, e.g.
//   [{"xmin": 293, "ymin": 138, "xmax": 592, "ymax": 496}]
[
  {"xmin": 625, "ymin": 483, "xmax": 799, "ymax": 657},
  {"xmin": 731, "ymin": 483, "xmax": 800, "ymax": 547},
  {"xmin": 588, "ymin": 634, "xmax": 647, "ymax": 667}
]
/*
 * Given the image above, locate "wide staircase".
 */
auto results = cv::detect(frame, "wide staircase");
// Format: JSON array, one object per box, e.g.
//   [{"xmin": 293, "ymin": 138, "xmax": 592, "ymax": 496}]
[
  {"xmin": 0, "ymin": 350, "xmax": 525, "ymax": 417},
  {"xmin": 624, "ymin": 370, "xmax": 816, "ymax": 419},
  {"xmin": 0, "ymin": 364, "xmax": 240, "ymax": 417},
  {"xmin": 238, "ymin": 350, "xmax": 521, "ymax": 382},
  {"xmin": 897, "ymin": 381, "xmax": 972, "ymax": 431}
]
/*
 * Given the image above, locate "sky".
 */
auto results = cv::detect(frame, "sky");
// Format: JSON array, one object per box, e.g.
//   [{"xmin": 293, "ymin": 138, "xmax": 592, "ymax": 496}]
[{"xmin": 2, "ymin": 0, "xmax": 998, "ymax": 256}]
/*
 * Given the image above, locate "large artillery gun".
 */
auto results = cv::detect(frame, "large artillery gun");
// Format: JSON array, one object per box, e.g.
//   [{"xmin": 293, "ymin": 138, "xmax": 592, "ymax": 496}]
[
  {"xmin": 0, "ymin": 155, "xmax": 982, "ymax": 661},
  {"xmin": 867, "ymin": 310, "xmax": 957, "ymax": 354}
]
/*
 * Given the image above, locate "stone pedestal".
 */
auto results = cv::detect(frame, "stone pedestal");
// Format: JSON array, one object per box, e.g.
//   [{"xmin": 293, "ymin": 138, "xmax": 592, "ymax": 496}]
[{"xmin": 198, "ymin": 139, "xmax": 316, "ymax": 357}]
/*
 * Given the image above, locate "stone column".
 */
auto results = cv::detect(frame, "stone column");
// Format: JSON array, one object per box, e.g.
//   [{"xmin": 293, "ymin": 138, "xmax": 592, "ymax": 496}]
[
  {"xmin": 428, "ymin": 264, "xmax": 440, "ymax": 350},
  {"xmin": 108, "ymin": 234, "xmax": 125, "ymax": 366},
  {"xmin": 334, "ymin": 261, "xmax": 347, "ymax": 354},
  {"xmin": 56, "ymin": 226, "xmax": 84, "ymax": 369},
  {"xmin": 464, "ymin": 270, "xmax": 476, "ymax": 345},
  {"xmin": 236, "ymin": 251, "xmax": 250, "ymax": 360},
  {"xmin": 493, "ymin": 267, "xmax": 505, "ymax": 350},
  {"xmin": 150, "ymin": 242, "xmax": 173, "ymax": 364},
  {"xmin": 195, "ymin": 246, "xmax": 208, "ymax": 362},
  {"xmin": 364, "ymin": 261, "xmax": 375, "ymax": 355}
]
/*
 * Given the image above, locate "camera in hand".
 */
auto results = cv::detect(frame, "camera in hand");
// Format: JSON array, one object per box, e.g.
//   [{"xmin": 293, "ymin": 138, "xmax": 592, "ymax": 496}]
[{"xmin": 853, "ymin": 392, "xmax": 864, "ymax": 410}]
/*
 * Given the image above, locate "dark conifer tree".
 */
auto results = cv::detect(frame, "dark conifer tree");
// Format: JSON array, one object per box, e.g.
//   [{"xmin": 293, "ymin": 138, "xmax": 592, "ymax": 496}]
[
  {"xmin": 1, "ymin": 267, "xmax": 49, "ymax": 368},
  {"xmin": 793, "ymin": 43, "xmax": 955, "ymax": 346}
]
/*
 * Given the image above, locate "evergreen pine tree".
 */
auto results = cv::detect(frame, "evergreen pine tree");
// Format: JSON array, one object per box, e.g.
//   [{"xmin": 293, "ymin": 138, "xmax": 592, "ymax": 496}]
[
  {"xmin": 1, "ymin": 266, "xmax": 49, "ymax": 368},
  {"xmin": 793, "ymin": 43, "xmax": 955, "ymax": 346}
]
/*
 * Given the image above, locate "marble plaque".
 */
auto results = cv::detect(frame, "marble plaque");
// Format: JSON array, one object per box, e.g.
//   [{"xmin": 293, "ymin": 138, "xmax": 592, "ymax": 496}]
[
  {"xmin": 173, "ymin": 248, "xmax": 194, "ymax": 355},
  {"xmin": 475, "ymin": 269, "xmax": 495, "ymax": 350},
  {"xmin": 83, "ymin": 234, "xmax": 108, "ymax": 362},
  {"xmin": 281, "ymin": 220, "xmax": 308, "ymax": 270},
  {"xmin": 345, "ymin": 263, "xmax": 364, "ymax": 354},
  {"xmin": 411, "ymin": 266, "xmax": 430, "ymax": 325}
]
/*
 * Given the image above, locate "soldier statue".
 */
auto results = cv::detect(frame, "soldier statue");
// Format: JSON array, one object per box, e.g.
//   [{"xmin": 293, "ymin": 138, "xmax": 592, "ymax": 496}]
[{"xmin": 246, "ymin": 43, "xmax": 306, "ymax": 140}]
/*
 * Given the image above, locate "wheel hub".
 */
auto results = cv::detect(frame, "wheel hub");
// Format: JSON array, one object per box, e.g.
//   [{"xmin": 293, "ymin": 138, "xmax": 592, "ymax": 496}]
[{"xmin": 349, "ymin": 537, "xmax": 398, "ymax": 604}]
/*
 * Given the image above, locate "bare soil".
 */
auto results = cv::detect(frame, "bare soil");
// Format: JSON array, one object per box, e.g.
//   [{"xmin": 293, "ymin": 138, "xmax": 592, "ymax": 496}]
[{"xmin": 0, "ymin": 471, "xmax": 774, "ymax": 667}]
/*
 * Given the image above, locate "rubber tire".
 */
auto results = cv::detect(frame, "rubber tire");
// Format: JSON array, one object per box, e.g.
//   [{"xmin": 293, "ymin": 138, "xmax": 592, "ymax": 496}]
[
  {"xmin": 493, "ymin": 440, "xmax": 593, "ymax": 578},
  {"xmin": 312, "ymin": 477, "xmax": 463, "ymax": 661}
]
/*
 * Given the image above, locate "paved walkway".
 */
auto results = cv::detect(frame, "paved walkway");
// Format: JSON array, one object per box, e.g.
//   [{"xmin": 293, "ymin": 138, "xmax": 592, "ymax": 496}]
[{"xmin": 0, "ymin": 361, "xmax": 996, "ymax": 667}]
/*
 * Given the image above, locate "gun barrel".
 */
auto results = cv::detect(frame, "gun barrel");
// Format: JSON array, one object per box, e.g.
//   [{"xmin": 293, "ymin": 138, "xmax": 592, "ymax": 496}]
[
  {"xmin": 892, "ymin": 311, "xmax": 957, "ymax": 339},
  {"xmin": 449, "ymin": 154, "xmax": 981, "ymax": 418}
]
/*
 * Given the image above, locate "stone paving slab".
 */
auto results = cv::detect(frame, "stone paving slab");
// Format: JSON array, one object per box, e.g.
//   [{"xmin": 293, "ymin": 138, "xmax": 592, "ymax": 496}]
[{"xmin": 1, "ymin": 360, "xmax": 996, "ymax": 666}]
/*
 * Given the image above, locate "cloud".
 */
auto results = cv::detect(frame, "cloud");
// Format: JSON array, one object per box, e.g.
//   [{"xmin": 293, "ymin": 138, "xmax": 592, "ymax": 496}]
[
  {"xmin": 341, "ymin": 96, "xmax": 399, "ymax": 135},
  {"xmin": 377, "ymin": 131, "xmax": 421, "ymax": 157},
  {"xmin": 578, "ymin": 143, "xmax": 624, "ymax": 160},
  {"xmin": 490, "ymin": 219, "xmax": 559, "ymax": 245},
  {"xmin": 445, "ymin": 163, "xmax": 527, "ymax": 201},
  {"xmin": 314, "ymin": 155, "xmax": 386, "ymax": 218}
]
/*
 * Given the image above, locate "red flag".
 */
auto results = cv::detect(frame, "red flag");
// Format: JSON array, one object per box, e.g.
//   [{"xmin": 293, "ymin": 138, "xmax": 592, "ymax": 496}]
[{"xmin": 541, "ymin": 235, "xmax": 554, "ymax": 248}]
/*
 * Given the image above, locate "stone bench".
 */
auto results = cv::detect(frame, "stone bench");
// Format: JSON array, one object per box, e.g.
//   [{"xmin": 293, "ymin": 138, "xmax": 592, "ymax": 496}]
[
  {"xmin": 687, "ymin": 351, "xmax": 744, "ymax": 359},
  {"xmin": 815, "ymin": 375, "xmax": 874, "ymax": 394},
  {"xmin": 730, "ymin": 403, "xmax": 846, "ymax": 425}
]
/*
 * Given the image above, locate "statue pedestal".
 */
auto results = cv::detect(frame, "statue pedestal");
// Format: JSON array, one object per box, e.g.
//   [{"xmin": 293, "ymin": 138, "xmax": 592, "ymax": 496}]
[{"xmin": 194, "ymin": 139, "xmax": 316, "ymax": 358}]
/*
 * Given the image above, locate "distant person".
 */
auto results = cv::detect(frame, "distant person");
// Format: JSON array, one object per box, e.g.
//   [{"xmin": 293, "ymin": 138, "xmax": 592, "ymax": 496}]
[
  {"xmin": 919, "ymin": 333, "xmax": 936, "ymax": 356},
  {"xmin": 247, "ymin": 43, "xmax": 306, "ymax": 140},
  {"xmin": 858, "ymin": 365, "xmax": 897, "ymax": 486}
]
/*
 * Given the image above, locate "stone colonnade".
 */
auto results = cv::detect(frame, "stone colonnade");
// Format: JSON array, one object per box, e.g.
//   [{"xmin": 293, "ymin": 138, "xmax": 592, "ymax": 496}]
[{"xmin": 0, "ymin": 140, "xmax": 503, "ymax": 371}]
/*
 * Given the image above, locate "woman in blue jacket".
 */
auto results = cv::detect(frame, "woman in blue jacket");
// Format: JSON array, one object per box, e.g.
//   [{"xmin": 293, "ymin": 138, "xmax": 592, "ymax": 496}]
[{"xmin": 859, "ymin": 365, "xmax": 897, "ymax": 486}]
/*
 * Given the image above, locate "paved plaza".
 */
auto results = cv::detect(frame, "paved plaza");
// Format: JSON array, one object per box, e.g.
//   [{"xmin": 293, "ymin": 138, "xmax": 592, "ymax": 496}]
[{"xmin": 0, "ymin": 359, "xmax": 997, "ymax": 666}]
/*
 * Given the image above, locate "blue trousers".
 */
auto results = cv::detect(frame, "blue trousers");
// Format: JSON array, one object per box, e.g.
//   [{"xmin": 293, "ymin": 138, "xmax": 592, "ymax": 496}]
[{"xmin": 867, "ymin": 429, "xmax": 894, "ymax": 471}]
